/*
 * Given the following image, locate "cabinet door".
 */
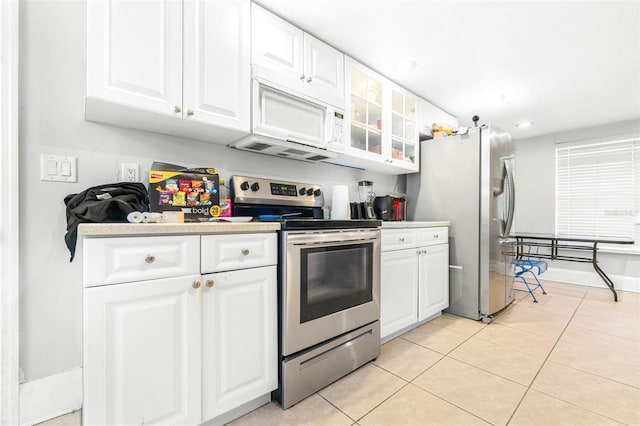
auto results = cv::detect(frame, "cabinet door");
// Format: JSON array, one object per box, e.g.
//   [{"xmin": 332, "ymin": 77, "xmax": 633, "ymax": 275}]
[
  {"xmin": 201, "ymin": 266, "xmax": 277, "ymax": 421},
  {"xmin": 86, "ymin": 0, "xmax": 182, "ymax": 116},
  {"xmin": 418, "ymin": 98, "xmax": 459, "ymax": 135},
  {"xmin": 346, "ymin": 59, "xmax": 386, "ymax": 161},
  {"xmin": 303, "ymin": 33, "xmax": 344, "ymax": 107},
  {"xmin": 381, "ymin": 249, "xmax": 419, "ymax": 339},
  {"xmin": 84, "ymin": 275, "xmax": 202, "ymax": 426},
  {"xmin": 390, "ymin": 87, "xmax": 419, "ymax": 171},
  {"xmin": 183, "ymin": 0, "xmax": 250, "ymax": 130},
  {"xmin": 252, "ymin": 4, "xmax": 304, "ymax": 82},
  {"xmin": 418, "ymin": 244, "xmax": 450, "ymax": 321}
]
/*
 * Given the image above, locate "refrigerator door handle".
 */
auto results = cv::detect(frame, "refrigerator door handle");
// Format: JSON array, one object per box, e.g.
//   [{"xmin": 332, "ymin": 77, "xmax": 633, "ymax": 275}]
[{"xmin": 503, "ymin": 161, "xmax": 515, "ymax": 236}]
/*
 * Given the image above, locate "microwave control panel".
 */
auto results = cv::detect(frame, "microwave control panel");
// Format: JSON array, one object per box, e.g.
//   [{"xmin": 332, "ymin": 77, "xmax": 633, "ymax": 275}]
[{"xmin": 332, "ymin": 111, "xmax": 345, "ymax": 144}]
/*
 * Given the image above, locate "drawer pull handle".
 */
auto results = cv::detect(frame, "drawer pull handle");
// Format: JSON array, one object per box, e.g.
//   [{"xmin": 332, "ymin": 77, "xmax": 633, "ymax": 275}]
[
  {"xmin": 241, "ymin": 249, "xmax": 250, "ymax": 256},
  {"xmin": 434, "ymin": 234, "xmax": 439, "ymax": 238},
  {"xmin": 205, "ymin": 279, "xmax": 215, "ymax": 288},
  {"xmin": 193, "ymin": 281, "xmax": 202, "ymax": 289},
  {"xmin": 399, "ymin": 238, "xmax": 405, "ymax": 242},
  {"xmin": 145, "ymin": 255, "xmax": 156, "ymax": 264}
]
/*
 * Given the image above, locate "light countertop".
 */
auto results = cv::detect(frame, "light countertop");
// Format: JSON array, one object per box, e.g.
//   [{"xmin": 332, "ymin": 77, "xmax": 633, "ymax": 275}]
[
  {"xmin": 78, "ymin": 222, "xmax": 280, "ymax": 237},
  {"xmin": 381, "ymin": 221, "xmax": 450, "ymax": 229}
]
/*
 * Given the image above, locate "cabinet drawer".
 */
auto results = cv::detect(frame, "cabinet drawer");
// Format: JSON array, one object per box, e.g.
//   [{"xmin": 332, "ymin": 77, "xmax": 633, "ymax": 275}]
[
  {"xmin": 201, "ymin": 233, "xmax": 277, "ymax": 273},
  {"xmin": 381, "ymin": 230, "xmax": 417, "ymax": 251},
  {"xmin": 83, "ymin": 236, "xmax": 200, "ymax": 287},
  {"xmin": 419, "ymin": 227, "xmax": 448, "ymax": 246}
]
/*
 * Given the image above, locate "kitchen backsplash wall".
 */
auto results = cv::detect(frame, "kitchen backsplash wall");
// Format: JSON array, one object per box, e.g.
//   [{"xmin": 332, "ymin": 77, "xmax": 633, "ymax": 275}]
[{"xmin": 18, "ymin": 1, "xmax": 402, "ymax": 383}]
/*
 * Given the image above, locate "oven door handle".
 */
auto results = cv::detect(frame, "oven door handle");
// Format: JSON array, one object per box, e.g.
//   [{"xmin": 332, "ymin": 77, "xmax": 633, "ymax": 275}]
[
  {"xmin": 291, "ymin": 237, "xmax": 379, "ymax": 248},
  {"xmin": 286, "ymin": 230, "xmax": 381, "ymax": 246}
]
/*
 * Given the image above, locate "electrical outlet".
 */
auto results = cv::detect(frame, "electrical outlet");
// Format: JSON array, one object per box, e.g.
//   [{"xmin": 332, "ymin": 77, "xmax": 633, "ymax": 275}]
[{"xmin": 121, "ymin": 163, "xmax": 139, "ymax": 182}]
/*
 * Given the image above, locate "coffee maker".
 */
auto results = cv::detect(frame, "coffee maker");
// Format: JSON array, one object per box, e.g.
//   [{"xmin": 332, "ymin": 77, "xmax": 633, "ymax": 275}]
[{"xmin": 353, "ymin": 180, "xmax": 376, "ymax": 219}]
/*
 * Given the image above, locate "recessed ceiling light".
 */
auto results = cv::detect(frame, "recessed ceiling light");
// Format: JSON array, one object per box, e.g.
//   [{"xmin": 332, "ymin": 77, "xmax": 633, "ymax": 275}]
[
  {"xmin": 515, "ymin": 121, "xmax": 534, "ymax": 128},
  {"xmin": 483, "ymin": 93, "xmax": 506, "ymax": 103},
  {"xmin": 395, "ymin": 59, "xmax": 417, "ymax": 73}
]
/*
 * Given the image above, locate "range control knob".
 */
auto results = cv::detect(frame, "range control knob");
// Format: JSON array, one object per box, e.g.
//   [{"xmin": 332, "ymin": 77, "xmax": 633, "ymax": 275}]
[
  {"xmin": 251, "ymin": 182, "xmax": 260, "ymax": 192},
  {"xmin": 306, "ymin": 188, "xmax": 314, "ymax": 196},
  {"xmin": 240, "ymin": 181, "xmax": 249, "ymax": 191},
  {"xmin": 299, "ymin": 188, "xmax": 307, "ymax": 196},
  {"xmin": 314, "ymin": 189, "xmax": 322, "ymax": 197}
]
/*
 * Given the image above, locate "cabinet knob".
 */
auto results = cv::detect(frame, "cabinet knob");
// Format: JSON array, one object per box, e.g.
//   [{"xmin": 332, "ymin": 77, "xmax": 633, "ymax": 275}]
[
  {"xmin": 300, "ymin": 75, "xmax": 305, "ymax": 80},
  {"xmin": 192, "ymin": 280, "xmax": 202, "ymax": 289},
  {"xmin": 187, "ymin": 109, "xmax": 194, "ymax": 116},
  {"xmin": 145, "ymin": 255, "xmax": 156, "ymax": 264},
  {"xmin": 205, "ymin": 279, "xmax": 215, "ymax": 288},
  {"xmin": 174, "ymin": 105, "xmax": 182, "ymax": 113},
  {"xmin": 241, "ymin": 249, "xmax": 250, "ymax": 256},
  {"xmin": 307, "ymin": 77, "xmax": 313, "ymax": 83},
  {"xmin": 434, "ymin": 234, "xmax": 439, "ymax": 239},
  {"xmin": 399, "ymin": 238, "xmax": 405, "ymax": 242}
]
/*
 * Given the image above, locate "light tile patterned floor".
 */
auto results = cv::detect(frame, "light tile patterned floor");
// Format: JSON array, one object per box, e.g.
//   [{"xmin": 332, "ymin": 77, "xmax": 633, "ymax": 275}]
[{"xmin": 41, "ymin": 281, "xmax": 640, "ymax": 426}]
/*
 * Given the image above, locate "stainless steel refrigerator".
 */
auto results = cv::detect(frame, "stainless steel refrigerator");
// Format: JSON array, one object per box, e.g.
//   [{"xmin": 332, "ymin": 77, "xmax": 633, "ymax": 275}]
[{"xmin": 407, "ymin": 125, "xmax": 515, "ymax": 322}]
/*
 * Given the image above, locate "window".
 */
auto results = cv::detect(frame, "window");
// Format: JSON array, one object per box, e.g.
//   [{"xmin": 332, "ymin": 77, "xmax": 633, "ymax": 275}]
[{"xmin": 556, "ymin": 137, "xmax": 640, "ymax": 242}]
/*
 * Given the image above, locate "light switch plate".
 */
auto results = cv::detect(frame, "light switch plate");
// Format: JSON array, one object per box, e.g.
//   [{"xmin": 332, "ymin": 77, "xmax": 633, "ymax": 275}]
[{"xmin": 40, "ymin": 154, "xmax": 77, "ymax": 182}]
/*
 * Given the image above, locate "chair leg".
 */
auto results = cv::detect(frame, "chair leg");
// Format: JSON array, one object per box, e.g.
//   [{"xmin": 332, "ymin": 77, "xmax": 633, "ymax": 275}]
[
  {"xmin": 533, "ymin": 267, "xmax": 547, "ymax": 294},
  {"xmin": 514, "ymin": 276, "xmax": 538, "ymax": 303},
  {"xmin": 528, "ymin": 269, "xmax": 547, "ymax": 295}
]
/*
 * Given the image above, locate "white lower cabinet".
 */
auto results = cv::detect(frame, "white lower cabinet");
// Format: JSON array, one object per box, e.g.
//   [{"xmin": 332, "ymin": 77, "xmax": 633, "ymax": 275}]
[
  {"xmin": 202, "ymin": 266, "xmax": 277, "ymax": 420},
  {"xmin": 84, "ymin": 275, "xmax": 202, "ymax": 426},
  {"xmin": 418, "ymin": 244, "xmax": 449, "ymax": 322},
  {"xmin": 380, "ymin": 249, "xmax": 418, "ymax": 338},
  {"xmin": 83, "ymin": 233, "xmax": 277, "ymax": 425},
  {"xmin": 380, "ymin": 227, "xmax": 449, "ymax": 340}
]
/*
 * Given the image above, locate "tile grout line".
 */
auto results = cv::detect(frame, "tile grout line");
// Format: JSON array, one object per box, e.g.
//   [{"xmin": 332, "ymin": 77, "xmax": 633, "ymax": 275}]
[
  {"xmin": 401, "ymin": 320, "xmax": 506, "ymax": 425},
  {"xmin": 503, "ymin": 287, "xmax": 602, "ymax": 425}
]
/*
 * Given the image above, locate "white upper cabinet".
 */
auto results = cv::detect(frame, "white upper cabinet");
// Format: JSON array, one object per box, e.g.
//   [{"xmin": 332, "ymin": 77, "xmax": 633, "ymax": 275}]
[
  {"xmin": 86, "ymin": 0, "xmax": 183, "ymax": 115},
  {"xmin": 418, "ymin": 98, "xmax": 459, "ymax": 137},
  {"xmin": 251, "ymin": 4, "xmax": 344, "ymax": 108},
  {"xmin": 251, "ymin": 4, "xmax": 304, "ymax": 81},
  {"xmin": 86, "ymin": 0, "xmax": 251, "ymax": 144},
  {"xmin": 303, "ymin": 33, "xmax": 344, "ymax": 105},
  {"xmin": 183, "ymin": 0, "xmax": 250, "ymax": 131},
  {"xmin": 390, "ymin": 85, "xmax": 419, "ymax": 170},
  {"xmin": 337, "ymin": 57, "xmax": 418, "ymax": 174}
]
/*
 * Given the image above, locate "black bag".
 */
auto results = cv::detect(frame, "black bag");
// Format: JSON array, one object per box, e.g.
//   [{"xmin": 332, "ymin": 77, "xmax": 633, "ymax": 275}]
[{"xmin": 64, "ymin": 182, "xmax": 149, "ymax": 261}]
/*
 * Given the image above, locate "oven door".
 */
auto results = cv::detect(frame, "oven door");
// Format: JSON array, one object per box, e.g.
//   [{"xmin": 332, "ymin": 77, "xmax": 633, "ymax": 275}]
[{"xmin": 282, "ymin": 229, "xmax": 381, "ymax": 356}]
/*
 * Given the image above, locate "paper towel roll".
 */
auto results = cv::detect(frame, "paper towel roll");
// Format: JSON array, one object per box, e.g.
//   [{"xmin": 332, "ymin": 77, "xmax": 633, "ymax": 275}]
[{"xmin": 331, "ymin": 185, "xmax": 350, "ymax": 220}]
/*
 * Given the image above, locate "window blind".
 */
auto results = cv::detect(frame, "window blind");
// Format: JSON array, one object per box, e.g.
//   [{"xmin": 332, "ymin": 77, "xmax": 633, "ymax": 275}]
[{"xmin": 556, "ymin": 138, "xmax": 640, "ymax": 239}]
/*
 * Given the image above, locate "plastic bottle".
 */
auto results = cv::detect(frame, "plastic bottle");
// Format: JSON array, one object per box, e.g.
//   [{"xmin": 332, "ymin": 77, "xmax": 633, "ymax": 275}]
[{"xmin": 219, "ymin": 179, "xmax": 232, "ymax": 217}]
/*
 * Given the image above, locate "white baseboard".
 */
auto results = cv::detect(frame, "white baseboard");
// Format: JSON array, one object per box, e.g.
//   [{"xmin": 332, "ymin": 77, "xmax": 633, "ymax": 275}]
[
  {"xmin": 19, "ymin": 368, "xmax": 82, "ymax": 426},
  {"xmin": 542, "ymin": 267, "xmax": 640, "ymax": 293}
]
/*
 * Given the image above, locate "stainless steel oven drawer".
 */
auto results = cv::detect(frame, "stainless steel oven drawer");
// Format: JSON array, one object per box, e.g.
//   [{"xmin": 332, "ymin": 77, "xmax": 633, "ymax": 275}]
[{"xmin": 277, "ymin": 321, "xmax": 380, "ymax": 409}]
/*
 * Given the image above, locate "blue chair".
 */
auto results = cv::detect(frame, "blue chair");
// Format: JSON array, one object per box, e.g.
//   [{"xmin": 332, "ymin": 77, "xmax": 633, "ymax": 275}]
[{"xmin": 513, "ymin": 245, "xmax": 547, "ymax": 303}]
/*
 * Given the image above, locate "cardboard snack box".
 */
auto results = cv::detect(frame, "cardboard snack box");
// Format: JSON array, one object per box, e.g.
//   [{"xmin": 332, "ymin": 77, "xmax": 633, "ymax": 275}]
[{"xmin": 148, "ymin": 162, "xmax": 220, "ymax": 221}]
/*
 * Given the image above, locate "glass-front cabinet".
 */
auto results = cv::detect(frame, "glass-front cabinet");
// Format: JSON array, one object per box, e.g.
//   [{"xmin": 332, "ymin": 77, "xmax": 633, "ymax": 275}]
[
  {"xmin": 349, "ymin": 66, "xmax": 384, "ymax": 157},
  {"xmin": 391, "ymin": 87, "xmax": 418, "ymax": 167},
  {"xmin": 342, "ymin": 57, "xmax": 419, "ymax": 173}
]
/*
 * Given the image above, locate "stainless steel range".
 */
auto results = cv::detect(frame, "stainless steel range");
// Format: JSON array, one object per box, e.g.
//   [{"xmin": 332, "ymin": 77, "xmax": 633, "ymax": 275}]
[{"xmin": 230, "ymin": 176, "xmax": 381, "ymax": 409}]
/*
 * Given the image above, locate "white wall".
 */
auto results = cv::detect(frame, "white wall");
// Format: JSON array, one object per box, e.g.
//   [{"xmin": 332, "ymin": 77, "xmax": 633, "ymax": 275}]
[
  {"xmin": 514, "ymin": 119, "xmax": 640, "ymax": 281},
  {"xmin": 18, "ymin": 1, "xmax": 401, "ymax": 382}
]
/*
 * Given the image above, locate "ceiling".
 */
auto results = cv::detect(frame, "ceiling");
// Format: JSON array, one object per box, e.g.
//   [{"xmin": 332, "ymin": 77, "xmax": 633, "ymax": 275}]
[{"xmin": 255, "ymin": 0, "xmax": 640, "ymax": 140}]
